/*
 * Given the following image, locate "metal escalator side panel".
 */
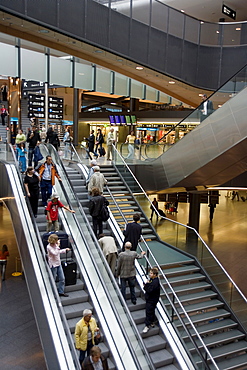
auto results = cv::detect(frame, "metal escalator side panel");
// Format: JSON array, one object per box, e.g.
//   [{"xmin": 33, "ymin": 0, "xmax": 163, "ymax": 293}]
[{"xmin": 1, "ymin": 162, "xmax": 76, "ymax": 370}]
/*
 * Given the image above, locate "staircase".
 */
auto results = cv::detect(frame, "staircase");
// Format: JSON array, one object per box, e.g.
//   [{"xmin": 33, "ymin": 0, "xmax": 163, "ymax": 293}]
[
  {"xmin": 64, "ymin": 163, "xmax": 181, "ymax": 369},
  {"xmin": 64, "ymin": 161, "xmax": 247, "ymax": 370}
]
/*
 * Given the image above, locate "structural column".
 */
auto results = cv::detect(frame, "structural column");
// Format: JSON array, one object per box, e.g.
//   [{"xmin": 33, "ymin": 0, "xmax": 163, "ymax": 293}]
[{"xmin": 73, "ymin": 88, "xmax": 79, "ymax": 146}]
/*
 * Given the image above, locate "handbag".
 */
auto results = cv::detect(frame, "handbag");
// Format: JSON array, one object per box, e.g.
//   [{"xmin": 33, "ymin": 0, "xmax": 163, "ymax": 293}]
[{"xmin": 94, "ymin": 330, "xmax": 102, "ymax": 345}]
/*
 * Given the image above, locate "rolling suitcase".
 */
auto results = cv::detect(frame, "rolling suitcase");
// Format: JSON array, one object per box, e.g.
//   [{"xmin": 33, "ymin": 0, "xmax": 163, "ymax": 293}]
[
  {"xmin": 62, "ymin": 252, "xmax": 77, "ymax": 286},
  {"xmin": 158, "ymin": 209, "xmax": 166, "ymax": 217},
  {"xmin": 98, "ymin": 147, "xmax": 106, "ymax": 157},
  {"xmin": 42, "ymin": 231, "xmax": 70, "ymax": 251}
]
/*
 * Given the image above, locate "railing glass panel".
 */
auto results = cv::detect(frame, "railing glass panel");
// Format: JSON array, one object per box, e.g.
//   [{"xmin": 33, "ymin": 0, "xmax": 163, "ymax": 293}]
[{"xmin": 113, "ymin": 146, "xmax": 247, "ymax": 331}]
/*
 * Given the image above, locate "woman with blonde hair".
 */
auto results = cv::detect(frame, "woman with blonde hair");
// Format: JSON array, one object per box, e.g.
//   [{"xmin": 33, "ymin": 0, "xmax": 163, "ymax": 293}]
[{"xmin": 47, "ymin": 234, "xmax": 70, "ymax": 297}]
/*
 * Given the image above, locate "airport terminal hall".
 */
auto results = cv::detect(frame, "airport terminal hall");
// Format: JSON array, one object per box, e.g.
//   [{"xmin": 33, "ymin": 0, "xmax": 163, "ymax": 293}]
[{"xmin": 1, "ymin": 0, "xmax": 247, "ymax": 369}]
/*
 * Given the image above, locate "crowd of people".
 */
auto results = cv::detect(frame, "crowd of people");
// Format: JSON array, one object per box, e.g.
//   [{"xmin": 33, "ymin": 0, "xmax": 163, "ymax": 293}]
[{"xmin": 9, "ymin": 122, "xmax": 163, "ymax": 366}]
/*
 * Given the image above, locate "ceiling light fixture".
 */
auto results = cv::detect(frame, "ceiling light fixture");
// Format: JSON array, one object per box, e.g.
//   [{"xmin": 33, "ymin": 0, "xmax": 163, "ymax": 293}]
[
  {"xmin": 169, "ymin": 81, "xmax": 175, "ymax": 84},
  {"xmin": 236, "ymin": 27, "xmax": 241, "ymax": 31},
  {"xmin": 39, "ymin": 29, "xmax": 49, "ymax": 33},
  {"xmin": 136, "ymin": 66, "xmax": 143, "ymax": 70},
  {"xmin": 181, "ymin": 10, "xmax": 184, "ymax": 13},
  {"xmin": 94, "ymin": 50, "xmax": 103, "ymax": 53}
]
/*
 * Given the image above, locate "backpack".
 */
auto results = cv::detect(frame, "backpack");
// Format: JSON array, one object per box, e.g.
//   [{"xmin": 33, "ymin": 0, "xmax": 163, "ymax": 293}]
[{"xmin": 100, "ymin": 204, "xmax": 110, "ymax": 222}]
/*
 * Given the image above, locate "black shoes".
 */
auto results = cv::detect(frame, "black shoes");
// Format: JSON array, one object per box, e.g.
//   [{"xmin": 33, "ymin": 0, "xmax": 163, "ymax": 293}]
[{"xmin": 59, "ymin": 293, "xmax": 69, "ymax": 297}]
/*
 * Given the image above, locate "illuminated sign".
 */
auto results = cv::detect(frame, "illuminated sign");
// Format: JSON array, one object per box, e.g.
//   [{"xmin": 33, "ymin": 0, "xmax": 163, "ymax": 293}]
[{"xmin": 222, "ymin": 4, "xmax": 236, "ymax": 20}]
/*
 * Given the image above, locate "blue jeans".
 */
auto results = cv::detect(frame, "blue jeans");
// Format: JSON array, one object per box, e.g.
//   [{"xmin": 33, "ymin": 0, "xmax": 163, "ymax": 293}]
[
  {"xmin": 28, "ymin": 147, "xmax": 36, "ymax": 167},
  {"xmin": 40, "ymin": 179, "xmax": 53, "ymax": 206},
  {"xmin": 120, "ymin": 276, "xmax": 136, "ymax": 303},
  {"xmin": 126, "ymin": 144, "xmax": 134, "ymax": 159},
  {"xmin": 51, "ymin": 265, "xmax": 65, "ymax": 294}
]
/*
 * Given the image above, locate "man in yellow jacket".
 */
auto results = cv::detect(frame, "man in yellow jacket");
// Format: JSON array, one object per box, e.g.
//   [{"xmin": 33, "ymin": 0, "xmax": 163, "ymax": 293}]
[{"xmin": 75, "ymin": 309, "xmax": 100, "ymax": 365}]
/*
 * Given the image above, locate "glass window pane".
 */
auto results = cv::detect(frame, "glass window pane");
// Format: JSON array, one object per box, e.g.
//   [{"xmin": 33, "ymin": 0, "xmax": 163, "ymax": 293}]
[
  {"xmin": 223, "ymin": 24, "xmax": 241, "ymax": 46},
  {"xmin": 50, "ymin": 56, "xmax": 72, "ymax": 86},
  {"xmin": 114, "ymin": 73, "xmax": 129, "ymax": 96},
  {"xmin": 151, "ymin": 1, "xmax": 168, "ymax": 32},
  {"xmin": 21, "ymin": 49, "xmax": 46, "ymax": 81},
  {"xmin": 111, "ymin": 0, "xmax": 130, "ymax": 16},
  {"xmin": 96, "ymin": 67, "xmax": 111, "ymax": 93},
  {"xmin": 145, "ymin": 86, "xmax": 157, "ymax": 101},
  {"xmin": 130, "ymin": 80, "xmax": 143, "ymax": 98},
  {"xmin": 168, "ymin": 8, "xmax": 184, "ymax": 38},
  {"xmin": 184, "ymin": 16, "xmax": 199, "ymax": 43},
  {"xmin": 200, "ymin": 23, "xmax": 221, "ymax": 45},
  {"xmin": 132, "ymin": 0, "xmax": 150, "ymax": 25},
  {"xmin": 0, "ymin": 43, "xmax": 16, "ymax": 77},
  {"xmin": 75, "ymin": 61, "xmax": 93, "ymax": 90},
  {"xmin": 159, "ymin": 92, "xmax": 170, "ymax": 104}
]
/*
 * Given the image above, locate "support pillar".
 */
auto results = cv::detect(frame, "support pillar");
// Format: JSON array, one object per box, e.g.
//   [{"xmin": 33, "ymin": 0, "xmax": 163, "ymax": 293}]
[
  {"xmin": 186, "ymin": 193, "xmax": 201, "ymax": 253},
  {"xmin": 73, "ymin": 88, "xmax": 79, "ymax": 146}
]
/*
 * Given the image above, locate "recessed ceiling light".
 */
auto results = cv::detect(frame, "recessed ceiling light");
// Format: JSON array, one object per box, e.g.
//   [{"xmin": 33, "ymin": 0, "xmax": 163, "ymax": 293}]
[
  {"xmin": 117, "ymin": 59, "xmax": 123, "ymax": 62},
  {"xmin": 200, "ymin": 21, "xmax": 204, "ymax": 24},
  {"xmin": 236, "ymin": 27, "xmax": 241, "ymax": 31},
  {"xmin": 94, "ymin": 50, "xmax": 103, "ymax": 53},
  {"xmin": 39, "ymin": 29, "xmax": 49, "ymax": 33},
  {"xmin": 216, "ymin": 31, "xmax": 220, "ymax": 34},
  {"xmin": 136, "ymin": 66, "xmax": 143, "ymax": 70},
  {"xmin": 181, "ymin": 10, "xmax": 184, "ymax": 13},
  {"xmin": 169, "ymin": 81, "xmax": 175, "ymax": 84}
]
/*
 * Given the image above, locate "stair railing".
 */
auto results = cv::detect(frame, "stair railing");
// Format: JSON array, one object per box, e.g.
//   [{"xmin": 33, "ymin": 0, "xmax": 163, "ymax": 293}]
[{"xmin": 105, "ymin": 184, "xmax": 218, "ymax": 370}]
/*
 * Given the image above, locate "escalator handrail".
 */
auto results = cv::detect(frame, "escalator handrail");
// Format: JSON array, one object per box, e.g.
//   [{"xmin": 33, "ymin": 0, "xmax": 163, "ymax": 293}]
[
  {"xmin": 45, "ymin": 143, "xmax": 154, "ymax": 370},
  {"xmin": 2, "ymin": 162, "xmax": 78, "ymax": 369},
  {"xmin": 6, "ymin": 143, "xmax": 81, "ymax": 367}
]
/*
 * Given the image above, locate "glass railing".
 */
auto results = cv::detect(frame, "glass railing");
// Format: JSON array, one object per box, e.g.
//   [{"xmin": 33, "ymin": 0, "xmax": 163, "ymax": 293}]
[
  {"xmin": 141, "ymin": 63, "xmax": 247, "ymax": 161},
  {"xmin": 47, "ymin": 144, "xmax": 154, "ymax": 370},
  {"xmin": 113, "ymin": 146, "xmax": 247, "ymax": 332},
  {"xmin": 96, "ymin": 0, "xmax": 247, "ymax": 48}
]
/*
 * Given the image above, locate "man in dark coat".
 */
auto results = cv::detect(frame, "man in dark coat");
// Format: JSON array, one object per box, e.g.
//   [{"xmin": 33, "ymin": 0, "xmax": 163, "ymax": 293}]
[
  {"xmin": 86, "ymin": 130, "xmax": 98, "ymax": 159},
  {"xmin": 122, "ymin": 213, "xmax": 142, "ymax": 251},
  {"xmin": 89, "ymin": 187, "xmax": 109, "ymax": 236},
  {"xmin": 82, "ymin": 346, "xmax": 109, "ymax": 370},
  {"xmin": 26, "ymin": 126, "xmax": 41, "ymax": 167},
  {"xmin": 142, "ymin": 267, "xmax": 160, "ymax": 333}
]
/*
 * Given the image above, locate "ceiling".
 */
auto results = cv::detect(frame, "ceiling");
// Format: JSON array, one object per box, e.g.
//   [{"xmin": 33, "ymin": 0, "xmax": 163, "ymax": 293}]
[
  {"xmin": 162, "ymin": 0, "xmax": 247, "ymax": 23},
  {"xmin": 0, "ymin": 2, "xmax": 246, "ymax": 108}
]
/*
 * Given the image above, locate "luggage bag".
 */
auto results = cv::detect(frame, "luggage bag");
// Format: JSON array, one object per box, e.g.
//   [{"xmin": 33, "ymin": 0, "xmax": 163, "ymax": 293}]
[
  {"xmin": 62, "ymin": 252, "xmax": 77, "ymax": 286},
  {"xmin": 42, "ymin": 231, "xmax": 70, "ymax": 251},
  {"xmin": 158, "ymin": 209, "xmax": 166, "ymax": 217},
  {"xmin": 98, "ymin": 147, "xmax": 106, "ymax": 156}
]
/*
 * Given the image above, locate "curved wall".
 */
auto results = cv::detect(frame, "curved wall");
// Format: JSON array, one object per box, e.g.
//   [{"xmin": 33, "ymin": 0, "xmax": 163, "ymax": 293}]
[{"xmin": 0, "ymin": 0, "xmax": 247, "ymax": 90}]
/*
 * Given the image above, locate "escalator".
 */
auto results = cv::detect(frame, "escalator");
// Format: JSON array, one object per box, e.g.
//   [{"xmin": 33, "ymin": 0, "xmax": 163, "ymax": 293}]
[
  {"xmin": 0, "ymin": 143, "xmax": 154, "ymax": 370},
  {"xmin": 63, "ymin": 148, "xmax": 247, "ymax": 370},
  {"xmin": 121, "ymin": 66, "xmax": 247, "ymax": 192}
]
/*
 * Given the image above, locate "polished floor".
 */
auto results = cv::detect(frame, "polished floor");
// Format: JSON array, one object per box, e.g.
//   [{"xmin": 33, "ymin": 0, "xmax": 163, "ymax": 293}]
[
  {"xmin": 0, "ymin": 204, "xmax": 46, "ymax": 370},
  {"xmin": 150, "ymin": 191, "xmax": 247, "ymax": 299}
]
